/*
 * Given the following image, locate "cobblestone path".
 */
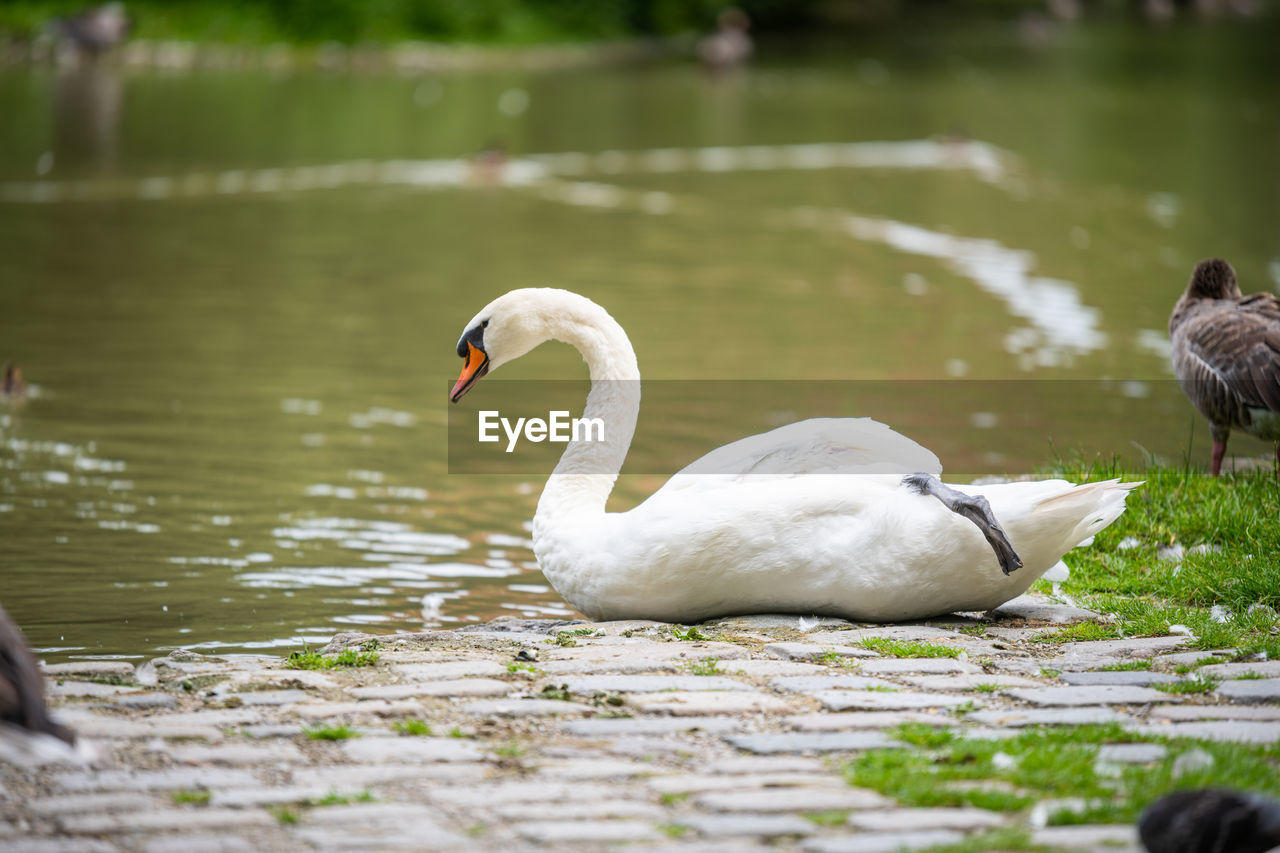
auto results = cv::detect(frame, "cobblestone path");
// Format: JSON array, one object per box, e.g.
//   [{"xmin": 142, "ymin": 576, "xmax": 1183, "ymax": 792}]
[{"xmin": 3, "ymin": 594, "xmax": 1279, "ymax": 852}]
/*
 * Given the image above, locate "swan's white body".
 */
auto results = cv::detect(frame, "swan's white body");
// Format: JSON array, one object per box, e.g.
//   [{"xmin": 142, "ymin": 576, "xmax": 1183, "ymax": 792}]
[{"xmin": 454, "ymin": 288, "xmax": 1138, "ymax": 623}]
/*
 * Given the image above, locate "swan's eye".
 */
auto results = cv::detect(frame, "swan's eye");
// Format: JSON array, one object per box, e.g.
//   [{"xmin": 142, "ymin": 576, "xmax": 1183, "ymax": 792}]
[{"xmin": 481, "ymin": 319, "xmax": 489, "ymax": 329}]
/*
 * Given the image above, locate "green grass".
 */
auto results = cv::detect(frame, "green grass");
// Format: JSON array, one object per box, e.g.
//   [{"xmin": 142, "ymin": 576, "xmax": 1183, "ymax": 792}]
[
  {"xmin": 507, "ymin": 661, "xmax": 542, "ymax": 674},
  {"xmin": 686, "ymin": 658, "xmax": 721, "ymax": 676},
  {"xmin": 845, "ymin": 724, "xmax": 1280, "ymax": 825},
  {"xmin": 860, "ymin": 637, "xmax": 962, "ymax": 659},
  {"xmin": 1235, "ymin": 671, "xmax": 1267, "ymax": 680},
  {"xmin": 803, "ymin": 810, "xmax": 851, "ymax": 826},
  {"xmin": 1153, "ymin": 676, "xmax": 1219, "ymax": 695},
  {"xmin": 658, "ymin": 791, "xmax": 689, "ymax": 806},
  {"xmin": 391, "ymin": 719, "xmax": 433, "ymax": 736},
  {"xmin": 1030, "ymin": 620, "xmax": 1121, "ymax": 644},
  {"xmin": 659, "ymin": 824, "xmax": 689, "ymax": 838},
  {"xmin": 309, "ymin": 790, "xmax": 375, "ymax": 807},
  {"xmin": 303, "ymin": 723, "xmax": 359, "ymax": 741},
  {"xmin": 171, "ymin": 789, "xmax": 211, "ymax": 805},
  {"xmin": 285, "ymin": 644, "xmax": 379, "ymax": 670},
  {"xmin": 972, "ymin": 682, "xmax": 1001, "ymax": 693},
  {"xmin": 818, "ymin": 650, "xmax": 860, "ymax": 668},
  {"xmin": 671, "ymin": 625, "xmax": 711, "ymax": 642},
  {"xmin": 270, "ymin": 805, "xmax": 299, "ymax": 825},
  {"xmin": 1034, "ymin": 460, "xmax": 1280, "ymax": 657}
]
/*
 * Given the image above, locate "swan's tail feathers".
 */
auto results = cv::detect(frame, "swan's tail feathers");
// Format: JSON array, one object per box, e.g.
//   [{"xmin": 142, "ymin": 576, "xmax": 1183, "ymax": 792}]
[{"xmin": 1030, "ymin": 479, "xmax": 1143, "ymax": 552}]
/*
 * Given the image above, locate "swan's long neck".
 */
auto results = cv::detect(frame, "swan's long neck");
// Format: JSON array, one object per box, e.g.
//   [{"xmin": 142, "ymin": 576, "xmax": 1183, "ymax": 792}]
[{"xmin": 532, "ymin": 295, "xmax": 640, "ymax": 532}]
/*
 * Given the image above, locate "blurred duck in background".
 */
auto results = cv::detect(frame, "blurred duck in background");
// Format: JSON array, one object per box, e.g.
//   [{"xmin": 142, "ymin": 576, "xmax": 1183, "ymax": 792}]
[
  {"xmin": 0, "ymin": 603, "xmax": 76, "ymax": 752},
  {"xmin": 49, "ymin": 2, "xmax": 131, "ymax": 65},
  {"xmin": 2, "ymin": 363, "xmax": 26, "ymax": 402},
  {"xmin": 1169, "ymin": 259, "xmax": 1280, "ymax": 476},
  {"xmin": 696, "ymin": 7, "xmax": 752, "ymax": 73},
  {"xmin": 1139, "ymin": 789, "xmax": 1280, "ymax": 853}
]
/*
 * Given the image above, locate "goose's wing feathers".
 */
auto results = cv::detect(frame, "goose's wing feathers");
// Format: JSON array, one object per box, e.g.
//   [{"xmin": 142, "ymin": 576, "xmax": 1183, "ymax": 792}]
[
  {"xmin": 668, "ymin": 417, "xmax": 941, "ymax": 479},
  {"xmin": 1175, "ymin": 294, "xmax": 1280, "ymax": 419}
]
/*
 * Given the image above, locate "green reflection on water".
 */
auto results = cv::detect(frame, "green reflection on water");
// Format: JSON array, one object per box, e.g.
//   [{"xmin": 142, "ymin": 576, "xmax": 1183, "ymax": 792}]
[{"xmin": 1, "ymin": 20, "xmax": 1277, "ymax": 660}]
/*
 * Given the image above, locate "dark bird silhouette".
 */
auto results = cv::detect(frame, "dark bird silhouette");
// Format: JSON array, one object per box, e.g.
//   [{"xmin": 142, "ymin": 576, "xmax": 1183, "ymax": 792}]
[
  {"xmin": 1139, "ymin": 789, "xmax": 1280, "ymax": 853},
  {"xmin": 0, "ymin": 603, "xmax": 74, "ymax": 745},
  {"xmin": 50, "ymin": 2, "xmax": 131, "ymax": 62},
  {"xmin": 1169, "ymin": 258, "xmax": 1280, "ymax": 476},
  {"xmin": 696, "ymin": 8, "xmax": 753, "ymax": 73},
  {"xmin": 2, "ymin": 363, "xmax": 26, "ymax": 400}
]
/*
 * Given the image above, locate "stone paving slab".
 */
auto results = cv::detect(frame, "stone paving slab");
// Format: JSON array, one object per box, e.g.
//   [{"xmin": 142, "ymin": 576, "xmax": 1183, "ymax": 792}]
[
  {"xmin": 725, "ymin": 732, "xmax": 894, "ymax": 754},
  {"xmin": 856, "ymin": 658, "xmax": 980, "ymax": 675},
  {"xmin": 679, "ymin": 813, "xmax": 818, "ymax": 837},
  {"xmin": 1003, "ymin": 685, "xmax": 1180, "ymax": 706},
  {"xmin": 786, "ymin": 712, "xmax": 954, "ymax": 731},
  {"xmin": 517, "ymin": 819, "xmax": 662, "ymax": 842},
  {"xmin": 141, "ymin": 833, "xmax": 253, "ymax": 853},
  {"xmin": 8, "ymin": 603, "xmax": 1279, "ymax": 853},
  {"xmin": 556, "ymin": 675, "xmax": 755, "ymax": 694},
  {"xmin": 814, "ymin": 690, "xmax": 976, "ymax": 711},
  {"xmin": 1215, "ymin": 678, "xmax": 1280, "ymax": 703},
  {"xmin": 764, "ymin": 642, "xmax": 879, "ymax": 662},
  {"xmin": 991, "ymin": 597, "xmax": 1100, "ymax": 623},
  {"xmin": 1058, "ymin": 670, "xmax": 1182, "ymax": 687},
  {"xmin": 459, "ymin": 698, "xmax": 592, "ymax": 716},
  {"xmin": 628, "ymin": 691, "xmax": 794, "ymax": 715},
  {"xmin": 167, "ymin": 743, "xmax": 306, "ymax": 765},
  {"xmin": 349, "ymin": 678, "xmax": 510, "ymax": 699},
  {"xmin": 494, "ymin": 801, "xmax": 666, "ymax": 820},
  {"xmin": 42, "ymin": 661, "xmax": 137, "ymax": 678},
  {"xmin": 846, "ymin": 807, "xmax": 1007, "ymax": 831},
  {"xmin": 899, "ymin": 674, "xmax": 1040, "ymax": 690},
  {"xmin": 967, "ymin": 707, "xmax": 1131, "ymax": 727},
  {"xmin": 648, "ymin": 772, "xmax": 847, "ymax": 794},
  {"xmin": 804, "ymin": 829, "xmax": 966, "ymax": 852},
  {"xmin": 59, "ymin": 809, "xmax": 276, "ymax": 834},
  {"xmin": 1198, "ymin": 660, "xmax": 1280, "ymax": 679},
  {"xmin": 562, "ymin": 716, "xmax": 744, "ymax": 736},
  {"xmin": 1033, "ymin": 824, "xmax": 1139, "ymax": 847},
  {"xmin": 1128, "ymin": 721, "xmax": 1280, "ymax": 743},
  {"xmin": 1151, "ymin": 704, "xmax": 1280, "ymax": 721},
  {"xmin": 770, "ymin": 676, "xmax": 900, "ymax": 692},
  {"xmin": 340, "ymin": 736, "xmax": 484, "ymax": 762},
  {"xmin": 693, "ymin": 787, "xmax": 892, "ymax": 813}
]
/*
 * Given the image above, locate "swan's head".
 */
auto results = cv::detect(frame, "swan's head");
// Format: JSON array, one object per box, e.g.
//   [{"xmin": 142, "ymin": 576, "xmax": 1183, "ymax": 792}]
[{"xmin": 449, "ymin": 289, "xmax": 556, "ymax": 403}]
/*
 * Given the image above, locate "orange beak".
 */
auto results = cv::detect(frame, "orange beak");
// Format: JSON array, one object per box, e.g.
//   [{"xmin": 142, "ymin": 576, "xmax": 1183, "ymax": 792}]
[{"xmin": 450, "ymin": 341, "xmax": 489, "ymax": 403}]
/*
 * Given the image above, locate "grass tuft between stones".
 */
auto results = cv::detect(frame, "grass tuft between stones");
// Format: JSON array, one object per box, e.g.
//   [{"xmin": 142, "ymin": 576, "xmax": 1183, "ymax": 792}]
[
  {"xmin": 285, "ymin": 643, "xmax": 379, "ymax": 671},
  {"xmin": 303, "ymin": 723, "xmax": 359, "ymax": 740},
  {"xmin": 859, "ymin": 637, "xmax": 962, "ymax": 658},
  {"xmin": 391, "ymin": 718, "xmax": 432, "ymax": 736},
  {"xmin": 171, "ymin": 789, "xmax": 210, "ymax": 805}
]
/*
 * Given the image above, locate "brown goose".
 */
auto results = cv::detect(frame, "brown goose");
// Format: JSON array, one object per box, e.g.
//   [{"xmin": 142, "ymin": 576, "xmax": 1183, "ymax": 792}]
[{"xmin": 1170, "ymin": 258, "xmax": 1280, "ymax": 476}]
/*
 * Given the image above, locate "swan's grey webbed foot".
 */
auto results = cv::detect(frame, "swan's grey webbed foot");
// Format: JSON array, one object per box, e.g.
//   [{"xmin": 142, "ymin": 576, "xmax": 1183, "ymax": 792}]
[{"xmin": 902, "ymin": 473, "xmax": 1023, "ymax": 575}]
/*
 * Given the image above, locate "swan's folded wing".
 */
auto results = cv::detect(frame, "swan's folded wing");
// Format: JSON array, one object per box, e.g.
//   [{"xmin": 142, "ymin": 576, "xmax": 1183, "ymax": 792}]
[{"xmin": 668, "ymin": 417, "xmax": 942, "ymax": 479}]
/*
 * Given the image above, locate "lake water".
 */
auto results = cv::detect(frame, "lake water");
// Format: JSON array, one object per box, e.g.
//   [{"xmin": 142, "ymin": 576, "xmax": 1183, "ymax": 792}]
[{"xmin": 2, "ymin": 19, "xmax": 1277, "ymax": 661}]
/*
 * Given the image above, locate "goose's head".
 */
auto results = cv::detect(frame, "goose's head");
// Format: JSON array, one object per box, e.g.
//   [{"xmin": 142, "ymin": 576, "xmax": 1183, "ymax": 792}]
[
  {"xmin": 1185, "ymin": 258, "xmax": 1242, "ymax": 301},
  {"xmin": 449, "ymin": 288, "xmax": 557, "ymax": 403}
]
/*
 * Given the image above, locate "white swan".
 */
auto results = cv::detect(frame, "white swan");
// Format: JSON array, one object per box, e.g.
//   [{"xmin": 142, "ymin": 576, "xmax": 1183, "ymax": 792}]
[{"xmin": 450, "ymin": 288, "xmax": 1138, "ymax": 623}]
